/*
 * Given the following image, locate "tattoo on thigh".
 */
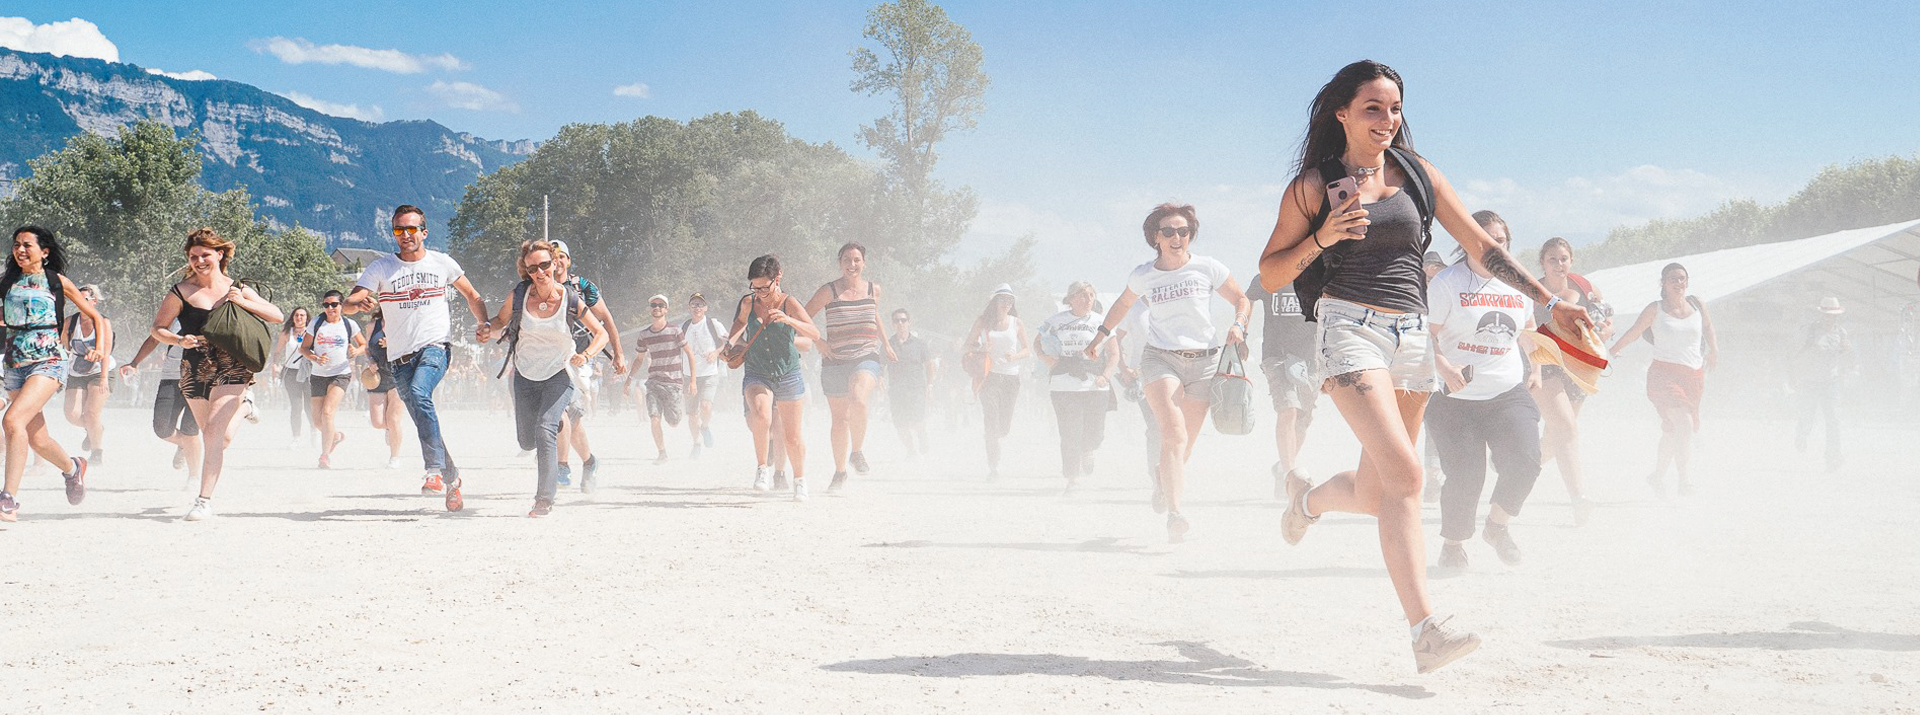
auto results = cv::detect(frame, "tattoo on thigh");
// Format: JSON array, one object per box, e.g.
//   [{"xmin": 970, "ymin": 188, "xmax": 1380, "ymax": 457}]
[{"xmin": 1332, "ymin": 371, "xmax": 1373, "ymax": 394}]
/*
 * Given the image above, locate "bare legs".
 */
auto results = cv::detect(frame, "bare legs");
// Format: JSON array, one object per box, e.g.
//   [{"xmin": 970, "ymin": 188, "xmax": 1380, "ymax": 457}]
[
  {"xmin": 4, "ymin": 377, "xmax": 78, "ymax": 496},
  {"xmin": 1532, "ymin": 380, "xmax": 1586, "ymax": 502},
  {"xmin": 1144, "ymin": 378, "xmax": 1209, "ymax": 515},
  {"xmin": 310, "ymin": 384, "xmax": 345, "ymax": 463},
  {"xmin": 1305, "ymin": 370, "xmax": 1433, "ymax": 626},
  {"xmin": 827, "ymin": 371, "xmax": 877, "ymax": 472},
  {"xmin": 184, "ymin": 385, "xmax": 246, "ymax": 499},
  {"xmin": 62, "ymin": 382, "xmax": 106, "ymax": 455},
  {"xmin": 1651, "ymin": 406, "xmax": 1695, "ymax": 493},
  {"xmin": 368, "ymin": 390, "xmax": 405, "ymax": 461},
  {"xmin": 745, "ymin": 386, "xmax": 805, "ymax": 482}
]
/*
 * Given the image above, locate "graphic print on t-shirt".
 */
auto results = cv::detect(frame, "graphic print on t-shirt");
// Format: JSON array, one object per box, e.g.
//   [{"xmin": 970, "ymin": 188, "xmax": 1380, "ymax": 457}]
[{"xmin": 1473, "ymin": 312, "xmax": 1518, "ymax": 347}]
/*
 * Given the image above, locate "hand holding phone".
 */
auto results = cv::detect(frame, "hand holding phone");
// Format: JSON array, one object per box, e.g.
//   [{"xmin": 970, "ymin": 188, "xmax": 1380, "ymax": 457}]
[{"xmin": 1325, "ymin": 177, "xmax": 1367, "ymax": 236}]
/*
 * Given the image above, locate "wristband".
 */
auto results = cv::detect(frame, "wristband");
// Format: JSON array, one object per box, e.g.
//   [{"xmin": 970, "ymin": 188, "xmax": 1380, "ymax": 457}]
[
  {"xmin": 1544, "ymin": 296, "xmax": 1562, "ymax": 312},
  {"xmin": 1312, "ymin": 232, "xmax": 1329, "ymax": 250},
  {"xmin": 1097, "ymin": 325, "xmax": 1111, "ymax": 336}
]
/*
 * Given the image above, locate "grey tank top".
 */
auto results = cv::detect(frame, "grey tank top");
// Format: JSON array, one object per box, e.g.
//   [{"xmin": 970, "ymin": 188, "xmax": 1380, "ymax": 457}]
[{"xmin": 1318, "ymin": 189, "xmax": 1427, "ymax": 314}]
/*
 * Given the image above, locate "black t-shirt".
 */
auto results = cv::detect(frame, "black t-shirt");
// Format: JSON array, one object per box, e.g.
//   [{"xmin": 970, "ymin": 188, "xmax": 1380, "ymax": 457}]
[
  {"xmin": 889, "ymin": 333, "xmax": 933, "ymax": 390},
  {"xmin": 1247, "ymin": 280, "xmax": 1316, "ymax": 364}
]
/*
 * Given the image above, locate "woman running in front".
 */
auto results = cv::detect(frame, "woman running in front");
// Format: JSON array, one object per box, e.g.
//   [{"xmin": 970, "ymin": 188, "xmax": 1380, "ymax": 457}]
[
  {"xmin": 803, "ymin": 242, "xmax": 895, "ymax": 492},
  {"xmin": 150, "ymin": 228, "xmax": 284, "ymax": 521},
  {"xmin": 727, "ymin": 254, "xmax": 821, "ymax": 501},
  {"xmin": 269, "ymin": 306, "xmax": 313, "ymax": 447},
  {"xmin": 476, "ymin": 240, "xmax": 608, "ymax": 517},
  {"xmin": 0, "ymin": 226, "xmax": 110, "ymax": 522},
  {"xmin": 964, "ymin": 285, "xmax": 1029, "ymax": 479},
  {"xmin": 61, "ymin": 284, "xmax": 112, "ymax": 465},
  {"xmin": 1610, "ymin": 263, "xmax": 1715, "ymax": 498},
  {"xmin": 1425, "ymin": 210, "xmax": 1543, "ymax": 571},
  {"xmin": 1038, "ymin": 281, "xmax": 1117, "ymax": 492},
  {"xmin": 1084, "ymin": 204, "xmax": 1250, "ymax": 542},
  {"xmin": 1254, "ymin": 61, "xmax": 1588, "ymax": 673},
  {"xmin": 301, "ymin": 290, "xmax": 366, "ymax": 468},
  {"xmin": 1531, "ymin": 237, "xmax": 1607, "ymax": 524},
  {"xmin": 360, "ymin": 306, "xmax": 406, "ymax": 469}
]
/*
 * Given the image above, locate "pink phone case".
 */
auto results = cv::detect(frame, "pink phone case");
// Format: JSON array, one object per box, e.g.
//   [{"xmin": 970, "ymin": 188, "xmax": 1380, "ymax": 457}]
[{"xmin": 1325, "ymin": 177, "xmax": 1366, "ymax": 235}]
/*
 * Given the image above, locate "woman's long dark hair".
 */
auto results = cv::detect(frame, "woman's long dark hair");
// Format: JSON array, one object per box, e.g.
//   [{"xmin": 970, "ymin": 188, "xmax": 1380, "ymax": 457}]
[
  {"xmin": 281, "ymin": 306, "xmax": 311, "ymax": 334},
  {"xmin": 1295, "ymin": 60, "xmax": 1414, "ymax": 177},
  {"xmin": 2, "ymin": 225, "xmax": 69, "ymax": 305}
]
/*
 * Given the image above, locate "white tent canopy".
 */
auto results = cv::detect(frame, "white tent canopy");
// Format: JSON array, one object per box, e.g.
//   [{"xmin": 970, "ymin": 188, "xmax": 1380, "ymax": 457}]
[{"xmin": 1583, "ymin": 219, "xmax": 1920, "ymax": 323}]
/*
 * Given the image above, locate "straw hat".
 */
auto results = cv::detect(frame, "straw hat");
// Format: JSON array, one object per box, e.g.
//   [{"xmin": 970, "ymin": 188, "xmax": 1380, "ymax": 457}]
[{"xmin": 1529, "ymin": 319, "xmax": 1609, "ymax": 395}]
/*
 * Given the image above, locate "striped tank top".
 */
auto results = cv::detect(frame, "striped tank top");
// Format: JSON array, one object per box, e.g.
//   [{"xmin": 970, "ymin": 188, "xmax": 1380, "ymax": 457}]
[{"xmin": 819, "ymin": 279, "xmax": 882, "ymax": 365}]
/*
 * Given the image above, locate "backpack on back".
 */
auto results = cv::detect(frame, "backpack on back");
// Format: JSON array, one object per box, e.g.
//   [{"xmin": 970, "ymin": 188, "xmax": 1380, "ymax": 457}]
[
  {"xmin": 1292, "ymin": 146, "xmax": 1435, "ymax": 322},
  {"xmin": 497, "ymin": 279, "xmax": 584, "ymax": 378}
]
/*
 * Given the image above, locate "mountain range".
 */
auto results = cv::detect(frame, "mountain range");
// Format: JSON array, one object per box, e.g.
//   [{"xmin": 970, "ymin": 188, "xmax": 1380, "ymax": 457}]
[{"xmin": 0, "ymin": 46, "xmax": 533, "ymax": 248}]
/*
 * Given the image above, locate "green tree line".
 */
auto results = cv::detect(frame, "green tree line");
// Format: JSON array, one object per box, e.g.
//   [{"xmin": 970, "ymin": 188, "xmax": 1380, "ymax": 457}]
[
  {"xmin": 0, "ymin": 121, "xmax": 342, "ymax": 334},
  {"xmin": 1582, "ymin": 154, "xmax": 1920, "ymax": 269}
]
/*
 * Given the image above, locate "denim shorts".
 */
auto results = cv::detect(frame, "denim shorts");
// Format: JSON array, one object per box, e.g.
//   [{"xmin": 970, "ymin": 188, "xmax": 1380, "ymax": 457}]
[
  {"xmin": 1313, "ymin": 297, "xmax": 1438, "ymax": 393},
  {"xmin": 743, "ymin": 369, "xmax": 806, "ymax": 402},
  {"xmin": 819, "ymin": 358, "xmax": 883, "ymax": 399},
  {"xmin": 1139, "ymin": 346, "xmax": 1218, "ymax": 402},
  {"xmin": 4, "ymin": 357, "xmax": 68, "ymax": 392}
]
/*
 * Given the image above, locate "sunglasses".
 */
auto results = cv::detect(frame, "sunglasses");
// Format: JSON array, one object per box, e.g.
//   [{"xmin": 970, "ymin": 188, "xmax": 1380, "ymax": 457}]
[
  {"xmin": 391, "ymin": 226, "xmax": 425, "ymax": 236},
  {"xmin": 1156, "ymin": 227, "xmax": 1192, "ymax": 239},
  {"xmin": 748, "ymin": 282, "xmax": 773, "ymax": 292},
  {"xmin": 525, "ymin": 259, "xmax": 553, "ymax": 273},
  {"xmin": 650, "ymin": 302, "xmax": 668, "ymax": 308},
  {"xmin": 894, "ymin": 318, "xmax": 910, "ymax": 323},
  {"xmin": 322, "ymin": 302, "xmax": 341, "ymax": 308}
]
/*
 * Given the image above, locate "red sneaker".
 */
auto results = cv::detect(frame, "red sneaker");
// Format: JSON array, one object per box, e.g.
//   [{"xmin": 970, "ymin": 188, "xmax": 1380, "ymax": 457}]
[
  {"xmin": 421, "ymin": 473, "xmax": 444, "ymax": 494},
  {"xmin": 444, "ymin": 477, "xmax": 464, "ymax": 512},
  {"xmin": 64, "ymin": 457, "xmax": 88, "ymax": 506},
  {"xmin": 528, "ymin": 497, "xmax": 552, "ymax": 518}
]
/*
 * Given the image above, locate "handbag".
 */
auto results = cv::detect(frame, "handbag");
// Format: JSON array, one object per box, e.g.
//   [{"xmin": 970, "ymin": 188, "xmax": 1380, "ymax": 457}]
[
  {"xmin": 203, "ymin": 299, "xmax": 273, "ymax": 373},
  {"xmin": 1209, "ymin": 344, "xmax": 1256, "ymax": 436},
  {"xmin": 723, "ymin": 296, "xmax": 770, "ymax": 370}
]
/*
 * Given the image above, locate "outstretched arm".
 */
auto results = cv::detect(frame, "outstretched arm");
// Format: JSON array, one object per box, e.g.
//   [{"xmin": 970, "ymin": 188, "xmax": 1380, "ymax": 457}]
[{"xmin": 1424, "ymin": 159, "xmax": 1590, "ymax": 332}]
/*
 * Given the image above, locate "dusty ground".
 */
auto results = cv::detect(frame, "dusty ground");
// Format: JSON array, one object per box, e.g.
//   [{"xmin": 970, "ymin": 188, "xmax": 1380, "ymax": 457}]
[{"xmin": 1, "ymin": 386, "xmax": 1915, "ymax": 713}]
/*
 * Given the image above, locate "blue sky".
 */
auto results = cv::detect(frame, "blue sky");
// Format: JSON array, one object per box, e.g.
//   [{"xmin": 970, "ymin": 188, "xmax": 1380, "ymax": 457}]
[{"xmin": 6, "ymin": 1, "xmax": 1919, "ymax": 284}]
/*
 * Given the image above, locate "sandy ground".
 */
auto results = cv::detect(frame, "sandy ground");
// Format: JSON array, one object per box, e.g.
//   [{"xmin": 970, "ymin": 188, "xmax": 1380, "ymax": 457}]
[{"xmin": 1, "ymin": 386, "xmax": 1916, "ymax": 714}]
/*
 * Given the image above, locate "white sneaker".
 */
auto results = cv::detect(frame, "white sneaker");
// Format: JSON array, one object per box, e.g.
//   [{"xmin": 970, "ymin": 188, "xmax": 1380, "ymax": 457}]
[
  {"xmin": 752, "ymin": 465, "xmax": 771, "ymax": 492},
  {"xmin": 242, "ymin": 392, "xmax": 260, "ymax": 424},
  {"xmin": 386, "ymin": 457, "xmax": 402, "ymax": 470},
  {"xmin": 792, "ymin": 477, "xmax": 809, "ymax": 502},
  {"xmin": 184, "ymin": 497, "xmax": 213, "ymax": 521}
]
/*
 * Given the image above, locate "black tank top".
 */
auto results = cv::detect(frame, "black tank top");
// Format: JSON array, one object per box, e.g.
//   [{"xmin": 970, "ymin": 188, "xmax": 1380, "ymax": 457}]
[
  {"xmin": 173, "ymin": 285, "xmax": 210, "ymax": 336},
  {"xmin": 1319, "ymin": 189, "xmax": 1426, "ymax": 313}
]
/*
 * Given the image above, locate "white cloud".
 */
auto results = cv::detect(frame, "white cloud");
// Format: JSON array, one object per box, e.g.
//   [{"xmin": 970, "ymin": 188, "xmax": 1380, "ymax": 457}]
[
  {"xmin": 278, "ymin": 90, "xmax": 384, "ymax": 122},
  {"xmin": 248, "ymin": 36, "xmax": 465, "ymax": 74},
  {"xmin": 612, "ymin": 82, "xmax": 652, "ymax": 99},
  {"xmin": 1453, "ymin": 164, "xmax": 1790, "ymax": 246},
  {"xmin": 146, "ymin": 67, "xmax": 216, "ymax": 81},
  {"xmin": 0, "ymin": 16, "xmax": 118, "ymax": 61},
  {"xmin": 426, "ymin": 80, "xmax": 517, "ymax": 112}
]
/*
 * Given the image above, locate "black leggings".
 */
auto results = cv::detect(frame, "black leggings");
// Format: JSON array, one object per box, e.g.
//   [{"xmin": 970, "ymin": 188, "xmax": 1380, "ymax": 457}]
[
  {"xmin": 1425, "ymin": 383, "xmax": 1542, "ymax": 542},
  {"xmin": 979, "ymin": 373, "xmax": 1019, "ymax": 468},
  {"xmin": 1050, "ymin": 390, "xmax": 1108, "ymax": 478},
  {"xmin": 282, "ymin": 372, "xmax": 310, "ymax": 437}
]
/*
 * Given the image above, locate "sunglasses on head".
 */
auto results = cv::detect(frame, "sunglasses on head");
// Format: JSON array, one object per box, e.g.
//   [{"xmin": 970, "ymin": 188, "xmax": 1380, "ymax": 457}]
[
  {"xmin": 1156, "ymin": 227, "xmax": 1192, "ymax": 239},
  {"xmin": 525, "ymin": 259, "xmax": 553, "ymax": 273},
  {"xmin": 391, "ymin": 226, "xmax": 424, "ymax": 236}
]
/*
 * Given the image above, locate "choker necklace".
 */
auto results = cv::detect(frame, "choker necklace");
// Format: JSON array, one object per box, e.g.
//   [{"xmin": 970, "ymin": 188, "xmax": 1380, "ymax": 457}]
[{"xmin": 1344, "ymin": 160, "xmax": 1384, "ymax": 181}]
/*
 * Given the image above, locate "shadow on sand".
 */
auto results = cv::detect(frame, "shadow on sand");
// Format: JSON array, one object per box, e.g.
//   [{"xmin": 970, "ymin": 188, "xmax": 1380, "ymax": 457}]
[
  {"xmin": 1545, "ymin": 621, "xmax": 1920, "ymax": 652},
  {"xmin": 1166, "ymin": 567, "xmax": 1389, "ymax": 580},
  {"xmin": 821, "ymin": 640, "xmax": 1430, "ymax": 699},
  {"xmin": 864, "ymin": 537, "xmax": 1163, "ymax": 556}
]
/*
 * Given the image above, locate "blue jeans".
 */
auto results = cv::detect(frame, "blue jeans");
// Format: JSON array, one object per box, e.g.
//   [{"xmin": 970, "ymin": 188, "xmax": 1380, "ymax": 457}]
[
  {"xmin": 391, "ymin": 343, "xmax": 457, "ymax": 478},
  {"xmin": 513, "ymin": 371, "xmax": 574, "ymax": 501}
]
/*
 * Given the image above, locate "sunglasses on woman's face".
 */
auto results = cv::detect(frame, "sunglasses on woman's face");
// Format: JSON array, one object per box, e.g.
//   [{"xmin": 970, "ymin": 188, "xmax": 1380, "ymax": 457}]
[
  {"xmin": 1156, "ymin": 227, "xmax": 1192, "ymax": 239},
  {"xmin": 749, "ymin": 282, "xmax": 773, "ymax": 292},
  {"xmin": 525, "ymin": 259, "xmax": 553, "ymax": 273}
]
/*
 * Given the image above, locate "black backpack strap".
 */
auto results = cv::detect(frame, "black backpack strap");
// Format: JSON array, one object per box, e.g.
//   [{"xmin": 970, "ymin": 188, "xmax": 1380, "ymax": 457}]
[
  {"xmin": 1387, "ymin": 147, "xmax": 1436, "ymax": 251},
  {"xmin": 1294, "ymin": 158, "xmax": 1350, "ymax": 324},
  {"xmin": 497, "ymin": 279, "xmax": 532, "ymax": 379}
]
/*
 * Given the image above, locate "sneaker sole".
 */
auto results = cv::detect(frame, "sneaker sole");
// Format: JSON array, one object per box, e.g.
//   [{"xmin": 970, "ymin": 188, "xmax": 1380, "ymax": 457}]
[
  {"xmin": 446, "ymin": 482, "xmax": 465, "ymax": 512},
  {"xmin": 1416, "ymin": 634, "xmax": 1482, "ymax": 674}
]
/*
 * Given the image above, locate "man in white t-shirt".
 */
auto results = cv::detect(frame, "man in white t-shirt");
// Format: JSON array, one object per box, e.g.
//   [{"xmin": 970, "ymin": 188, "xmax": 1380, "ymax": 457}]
[
  {"xmin": 1422, "ymin": 211, "xmax": 1541, "ymax": 572},
  {"xmin": 679, "ymin": 292, "xmax": 727, "ymax": 455},
  {"xmin": 344, "ymin": 204, "xmax": 490, "ymax": 511}
]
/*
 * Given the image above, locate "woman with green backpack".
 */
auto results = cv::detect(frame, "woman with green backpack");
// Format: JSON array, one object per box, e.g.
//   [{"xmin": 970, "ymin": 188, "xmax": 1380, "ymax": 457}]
[
  {"xmin": 0, "ymin": 225, "xmax": 112, "ymax": 523},
  {"xmin": 149, "ymin": 227, "xmax": 284, "ymax": 522}
]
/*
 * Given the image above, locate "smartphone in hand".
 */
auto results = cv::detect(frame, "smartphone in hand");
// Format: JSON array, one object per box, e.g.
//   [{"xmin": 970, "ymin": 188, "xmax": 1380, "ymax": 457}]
[{"xmin": 1325, "ymin": 176, "xmax": 1366, "ymax": 236}]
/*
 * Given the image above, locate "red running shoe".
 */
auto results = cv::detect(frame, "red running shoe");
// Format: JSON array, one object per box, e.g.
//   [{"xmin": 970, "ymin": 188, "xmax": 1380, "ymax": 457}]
[
  {"xmin": 421, "ymin": 473, "xmax": 444, "ymax": 494},
  {"xmin": 63, "ymin": 456, "xmax": 88, "ymax": 506},
  {"xmin": 444, "ymin": 477, "xmax": 464, "ymax": 512},
  {"xmin": 528, "ymin": 497, "xmax": 552, "ymax": 518}
]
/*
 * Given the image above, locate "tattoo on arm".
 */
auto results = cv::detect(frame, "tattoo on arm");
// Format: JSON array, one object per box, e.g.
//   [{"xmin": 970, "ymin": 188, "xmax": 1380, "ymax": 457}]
[
  {"xmin": 1294, "ymin": 246, "xmax": 1323, "ymax": 272},
  {"xmin": 1481, "ymin": 246, "xmax": 1548, "ymax": 303}
]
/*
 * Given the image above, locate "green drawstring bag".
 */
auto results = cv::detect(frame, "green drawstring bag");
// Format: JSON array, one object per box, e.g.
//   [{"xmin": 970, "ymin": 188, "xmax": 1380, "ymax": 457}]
[{"xmin": 203, "ymin": 298, "xmax": 273, "ymax": 373}]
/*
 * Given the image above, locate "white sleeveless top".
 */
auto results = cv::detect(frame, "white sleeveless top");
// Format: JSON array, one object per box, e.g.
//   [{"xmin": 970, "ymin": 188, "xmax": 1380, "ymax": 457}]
[
  {"xmin": 985, "ymin": 319, "xmax": 1022, "ymax": 376},
  {"xmin": 514, "ymin": 300, "xmax": 575, "ymax": 381},
  {"xmin": 1649, "ymin": 302, "xmax": 1704, "ymax": 369}
]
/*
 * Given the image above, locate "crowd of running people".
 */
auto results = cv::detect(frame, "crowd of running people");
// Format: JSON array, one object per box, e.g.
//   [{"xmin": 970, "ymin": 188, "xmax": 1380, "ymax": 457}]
[{"xmin": 3, "ymin": 60, "xmax": 1874, "ymax": 675}]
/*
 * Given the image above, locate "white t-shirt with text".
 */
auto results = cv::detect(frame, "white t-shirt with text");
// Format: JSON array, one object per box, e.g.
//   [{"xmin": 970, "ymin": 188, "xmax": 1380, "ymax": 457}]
[
  {"xmin": 353, "ymin": 250, "xmax": 466, "ymax": 359},
  {"xmin": 305, "ymin": 316, "xmax": 359, "ymax": 377},
  {"xmin": 1428, "ymin": 262, "xmax": 1534, "ymax": 401},
  {"xmin": 1124, "ymin": 254, "xmax": 1230, "ymax": 351}
]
